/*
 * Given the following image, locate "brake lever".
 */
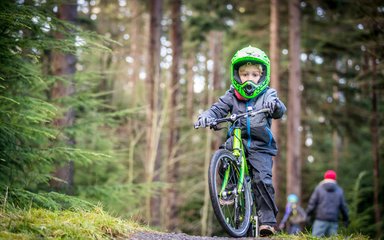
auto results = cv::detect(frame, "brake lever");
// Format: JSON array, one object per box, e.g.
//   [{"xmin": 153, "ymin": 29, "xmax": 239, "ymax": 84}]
[
  {"xmin": 210, "ymin": 124, "xmax": 218, "ymax": 131},
  {"xmin": 209, "ymin": 123, "xmax": 225, "ymax": 131},
  {"xmin": 214, "ymin": 126, "xmax": 226, "ymax": 131}
]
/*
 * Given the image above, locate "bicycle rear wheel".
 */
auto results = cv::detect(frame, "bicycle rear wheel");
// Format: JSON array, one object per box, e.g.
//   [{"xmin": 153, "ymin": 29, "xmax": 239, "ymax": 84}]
[{"xmin": 208, "ymin": 149, "xmax": 252, "ymax": 237}]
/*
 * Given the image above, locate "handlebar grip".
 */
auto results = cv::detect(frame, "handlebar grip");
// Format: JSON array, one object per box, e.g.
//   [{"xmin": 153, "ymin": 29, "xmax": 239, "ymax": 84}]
[{"xmin": 195, "ymin": 108, "xmax": 269, "ymax": 130}]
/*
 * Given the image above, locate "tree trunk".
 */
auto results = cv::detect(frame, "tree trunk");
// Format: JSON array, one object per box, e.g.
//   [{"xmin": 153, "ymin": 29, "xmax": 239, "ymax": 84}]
[
  {"xmin": 269, "ymin": 0, "xmax": 282, "ymax": 207},
  {"xmin": 286, "ymin": 0, "xmax": 302, "ymax": 200},
  {"xmin": 210, "ymin": 31, "xmax": 224, "ymax": 151},
  {"xmin": 129, "ymin": 0, "xmax": 142, "ymax": 106},
  {"xmin": 146, "ymin": 0, "xmax": 163, "ymax": 226},
  {"xmin": 211, "ymin": 31, "xmax": 223, "ymax": 91},
  {"xmin": 124, "ymin": 0, "xmax": 145, "ymax": 187},
  {"xmin": 203, "ymin": 44, "xmax": 210, "ymax": 108},
  {"xmin": 186, "ymin": 54, "xmax": 195, "ymax": 119},
  {"xmin": 163, "ymin": 0, "xmax": 182, "ymax": 231},
  {"xmin": 49, "ymin": 1, "xmax": 77, "ymax": 195},
  {"xmin": 201, "ymin": 40, "xmax": 215, "ymax": 235},
  {"xmin": 332, "ymin": 130, "xmax": 341, "ymax": 172},
  {"xmin": 370, "ymin": 53, "xmax": 381, "ymax": 238}
]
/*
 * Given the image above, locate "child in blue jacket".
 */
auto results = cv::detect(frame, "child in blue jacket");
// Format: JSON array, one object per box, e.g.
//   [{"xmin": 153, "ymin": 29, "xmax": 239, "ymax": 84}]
[{"xmin": 279, "ymin": 194, "xmax": 307, "ymax": 234}]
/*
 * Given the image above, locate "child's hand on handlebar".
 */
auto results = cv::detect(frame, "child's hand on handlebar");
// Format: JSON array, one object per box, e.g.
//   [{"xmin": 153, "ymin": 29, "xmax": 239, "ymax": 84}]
[
  {"xmin": 194, "ymin": 117, "xmax": 216, "ymax": 128},
  {"xmin": 263, "ymin": 100, "xmax": 276, "ymax": 116}
]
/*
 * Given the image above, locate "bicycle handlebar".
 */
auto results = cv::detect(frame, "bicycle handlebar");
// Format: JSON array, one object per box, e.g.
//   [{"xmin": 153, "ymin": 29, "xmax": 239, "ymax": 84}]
[{"xmin": 194, "ymin": 108, "xmax": 270, "ymax": 130}]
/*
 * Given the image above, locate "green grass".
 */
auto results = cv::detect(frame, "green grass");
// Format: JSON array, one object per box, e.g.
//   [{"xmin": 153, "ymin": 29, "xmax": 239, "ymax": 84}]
[
  {"xmin": 0, "ymin": 207, "xmax": 371, "ymax": 239},
  {"xmin": 273, "ymin": 231, "xmax": 370, "ymax": 240},
  {"xmin": 0, "ymin": 207, "xmax": 150, "ymax": 239}
]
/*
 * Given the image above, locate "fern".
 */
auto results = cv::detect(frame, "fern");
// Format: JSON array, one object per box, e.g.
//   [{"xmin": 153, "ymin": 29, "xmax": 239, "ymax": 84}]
[{"xmin": 346, "ymin": 171, "xmax": 374, "ymax": 235}]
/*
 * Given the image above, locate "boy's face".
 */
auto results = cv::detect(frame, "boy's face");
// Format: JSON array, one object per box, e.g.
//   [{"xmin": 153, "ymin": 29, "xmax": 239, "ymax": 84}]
[{"xmin": 238, "ymin": 64, "xmax": 262, "ymax": 84}]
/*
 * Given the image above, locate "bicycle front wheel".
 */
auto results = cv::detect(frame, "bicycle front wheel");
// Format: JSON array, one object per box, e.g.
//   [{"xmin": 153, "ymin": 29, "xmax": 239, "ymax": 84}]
[{"xmin": 208, "ymin": 149, "xmax": 252, "ymax": 237}]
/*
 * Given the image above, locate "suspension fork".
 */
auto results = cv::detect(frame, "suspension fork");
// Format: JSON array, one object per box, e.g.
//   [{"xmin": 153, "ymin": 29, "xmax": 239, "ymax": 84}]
[
  {"xmin": 232, "ymin": 127, "xmax": 246, "ymax": 194},
  {"xmin": 219, "ymin": 164, "xmax": 230, "ymax": 197},
  {"xmin": 219, "ymin": 126, "xmax": 247, "ymax": 196}
]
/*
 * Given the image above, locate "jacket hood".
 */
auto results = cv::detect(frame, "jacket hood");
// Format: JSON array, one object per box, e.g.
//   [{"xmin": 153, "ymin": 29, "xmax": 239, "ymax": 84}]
[{"xmin": 320, "ymin": 179, "xmax": 337, "ymax": 192}]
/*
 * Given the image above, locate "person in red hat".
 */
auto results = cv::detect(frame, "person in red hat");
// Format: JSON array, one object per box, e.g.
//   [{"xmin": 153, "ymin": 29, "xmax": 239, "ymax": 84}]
[{"xmin": 306, "ymin": 170, "xmax": 349, "ymax": 237}]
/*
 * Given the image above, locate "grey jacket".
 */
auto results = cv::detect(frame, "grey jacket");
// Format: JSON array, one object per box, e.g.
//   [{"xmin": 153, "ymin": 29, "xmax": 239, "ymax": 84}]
[
  {"xmin": 306, "ymin": 179, "xmax": 349, "ymax": 223},
  {"xmin": 199, "ymin": 86, "xmax": 286, "ymax": 156}
]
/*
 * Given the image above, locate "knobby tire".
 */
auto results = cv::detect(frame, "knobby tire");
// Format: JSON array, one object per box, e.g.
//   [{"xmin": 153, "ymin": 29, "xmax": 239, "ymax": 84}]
[{"xmin": 208, "ymin": 149, "xmax": 252, "ymax": 237}]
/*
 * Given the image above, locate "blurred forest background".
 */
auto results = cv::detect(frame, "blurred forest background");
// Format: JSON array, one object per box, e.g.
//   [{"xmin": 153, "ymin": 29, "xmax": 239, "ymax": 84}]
[{"xmin": 0, "ymin": 0, "xmax": 383, "ymax": 238}]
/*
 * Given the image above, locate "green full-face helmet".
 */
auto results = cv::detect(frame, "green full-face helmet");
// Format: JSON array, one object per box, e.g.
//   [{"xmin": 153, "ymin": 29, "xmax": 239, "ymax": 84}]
[{"xmin": 231, "ymin": 46, "xmax": 270, "ymax": 99}]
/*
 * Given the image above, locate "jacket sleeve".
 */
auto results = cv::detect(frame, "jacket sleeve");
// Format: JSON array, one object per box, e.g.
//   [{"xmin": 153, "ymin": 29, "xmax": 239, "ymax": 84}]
[
  {"xmin": 339, "ymin": 189, "xmax": 349, "ymax": 223},
  {"xmin": 198, "ymin": 89, "xmax": 233, "ymax": 119},
  {"xmin": 280, "ymin": 203, "xmax": 292, "ymax": 225},
  {"xmin": 306, "ymin": 186, "xmax": 319, "ymax": 217},
  {"xmin": 298, "ymin": 206, "xmax": 307, "ymax": 221},
  {"xmin": 264, "ymin": 88, "xmax": 286, "ymax": 119}
]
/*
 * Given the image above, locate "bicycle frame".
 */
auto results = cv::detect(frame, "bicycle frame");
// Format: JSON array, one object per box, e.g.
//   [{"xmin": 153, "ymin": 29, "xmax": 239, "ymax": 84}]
[
  {"xmin": 221, "ymin": 123, "xmax": 250, "ymax": 197},
  {"xmin": 197, "ymin": 108, "xmax": 269, "ymax": 237}
]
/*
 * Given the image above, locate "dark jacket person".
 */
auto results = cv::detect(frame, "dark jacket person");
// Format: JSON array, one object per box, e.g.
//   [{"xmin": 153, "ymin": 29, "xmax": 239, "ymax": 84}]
[{"xmin": 306, "ymin": 170, "xmax": 349, "ymax": 237}]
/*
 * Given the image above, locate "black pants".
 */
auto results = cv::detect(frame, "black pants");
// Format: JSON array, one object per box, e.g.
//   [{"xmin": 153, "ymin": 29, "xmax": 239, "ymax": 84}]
[
  {"xmin": 223, "ymin": 138, "xmax": 278, "ymax": 225},
  {"xmin": 248, "ymin": 150, "xmax": 278, "ymax": 225}
]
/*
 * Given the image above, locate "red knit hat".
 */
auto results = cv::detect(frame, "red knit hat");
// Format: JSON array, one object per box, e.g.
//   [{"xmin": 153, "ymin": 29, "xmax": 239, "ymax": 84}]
[{"xmin": 324, "ymin": 170, "xmax": 337, "ymax": 180}]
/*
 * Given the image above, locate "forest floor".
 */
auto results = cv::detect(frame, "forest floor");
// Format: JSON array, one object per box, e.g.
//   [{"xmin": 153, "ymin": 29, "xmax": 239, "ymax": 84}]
[
  {"xmin": 129, "ymin": 231, "xmax": 270, "ymax": 240},
  {"xmin": 128, "ymin": 230, "xmax": 371, "ymax": 240},
  {"xmin": 0, "ymin": 207, "xmax": 369, "ymax": 240}
]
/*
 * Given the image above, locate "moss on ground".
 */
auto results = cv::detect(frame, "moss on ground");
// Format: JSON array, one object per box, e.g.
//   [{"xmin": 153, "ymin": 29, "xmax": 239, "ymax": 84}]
[
  {"xmin": 0, "ymin": 207, "xmax": 371, "ymax": 240},
  {"xmin": 0, "ymin": 207, "xmax": 150, "ymax": 239}
]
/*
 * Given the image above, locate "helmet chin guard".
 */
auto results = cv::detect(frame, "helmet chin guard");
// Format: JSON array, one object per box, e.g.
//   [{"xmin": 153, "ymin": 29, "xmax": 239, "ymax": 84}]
[{"xmin": 244, "ymin": 82, "xmax": 256, "ymax": 96}]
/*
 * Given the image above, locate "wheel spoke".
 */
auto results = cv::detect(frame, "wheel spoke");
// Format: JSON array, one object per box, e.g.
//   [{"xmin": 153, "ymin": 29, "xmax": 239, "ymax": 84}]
[{"xmin": 217, "ymin": 158, "xmax": 246, "ymax": 228}]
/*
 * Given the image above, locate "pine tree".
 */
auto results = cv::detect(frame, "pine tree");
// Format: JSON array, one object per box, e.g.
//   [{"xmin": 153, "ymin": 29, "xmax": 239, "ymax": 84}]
[{"xmin": 0, "ymin": 0, "xmax": 113, "ymax": 210}]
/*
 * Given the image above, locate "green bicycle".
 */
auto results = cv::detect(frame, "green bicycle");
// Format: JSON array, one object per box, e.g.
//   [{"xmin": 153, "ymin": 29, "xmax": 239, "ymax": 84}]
[{"xmin": 195, "ymin": 108, "xmax": 269, "ymax": 237}]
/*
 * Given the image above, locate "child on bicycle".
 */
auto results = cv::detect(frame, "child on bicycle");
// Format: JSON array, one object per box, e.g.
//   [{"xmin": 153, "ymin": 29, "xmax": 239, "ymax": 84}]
[{"xmin": 194, "ymin": 46, "xmax": 286, "ymax": 236}]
